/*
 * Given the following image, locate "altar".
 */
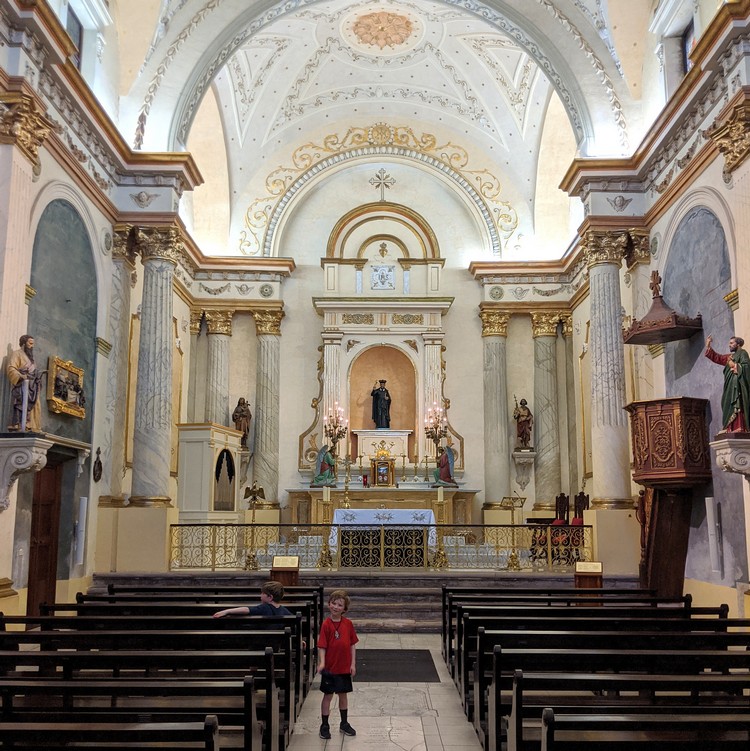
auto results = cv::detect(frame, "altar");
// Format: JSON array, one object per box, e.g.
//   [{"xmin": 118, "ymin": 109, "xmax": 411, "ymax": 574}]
[{"xmin": 330, "ymin": 508, "xmax": 437, "ymax": 568}]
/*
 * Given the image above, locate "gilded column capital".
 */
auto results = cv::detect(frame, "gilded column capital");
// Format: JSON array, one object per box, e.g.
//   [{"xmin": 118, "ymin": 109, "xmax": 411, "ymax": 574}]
[
  {"xmin": 479, "ymin": 310, "xmax": 510, "ymax": 337},
  {"xmin": 624, "ymin": 228, "xmax": 651, "ymax": 269},
  {"xmin": 189, "ymin": 309, "xmax": 203, "ymax": 335},
  {"xmin": 531, "ymin": 311, "xmax": 564, "ymax": 338},
  {"xmin": 135, "ymin": 226, "xmax": 183, "ymax": 265},
  {"xmin": 706, "ymin": 101, "xmax": 750, "ymax": 175},
  {"xmin": 112, "ymin": 224, "xmax": 138, "ymax": 267},
  {"xmin": 0, "ymin": 91, "xmax": 53, "ymax": 166},
  {"xmin": 582, "ymin": 229, "xmax": 628, "ymax": 268},
  {"xmin": 560, "ymin": 313, "xmax": 573, "ymax": 338},
  {"xmin": 205, "ymin": 310, "xmax": 234, "ymax": 336},
  {"xmin": 253, "ymin": 309, "xmax": 285, "ymax": 336}
]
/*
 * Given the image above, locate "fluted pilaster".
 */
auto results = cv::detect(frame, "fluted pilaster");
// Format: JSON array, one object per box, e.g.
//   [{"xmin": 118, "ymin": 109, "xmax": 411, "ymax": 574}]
[
  {"xmin": 322, "ymin": 331, "xmax": 344, "ymax": 419},
  {"xmin": 252, "ymin": 309, "xmax": 284, "ymax": 502},
  {"xmin": 480, "ymin": 310, "xmax": 511, "ymax": 501},
  {"xmin": 584, "ymin": 230, "xmax": 632, "ymax": 508},
  {"xmin": 531, "ymin": 312, "xmax": 563, "ymax": 511},
  {"xmin": 187, "ymin": 309, "xmax": 202, "ymax": 422},
  {"xmin": 561, "ymin": 314, "xmax": 578, "ymax": 495},
  {"xmin": 204, "ymin": 310, "xmax": 233, "ymax": 426},
  {"xmin": 422, "ymin": 331, "xmax": 445, "ymax": 458},
  {"xmin": 130, "ymin": 227, "xmax": 181, "ymax": 503},
  {"xmin": 102, "ymin": 226, "xmax": 137, "ymax": 498}
]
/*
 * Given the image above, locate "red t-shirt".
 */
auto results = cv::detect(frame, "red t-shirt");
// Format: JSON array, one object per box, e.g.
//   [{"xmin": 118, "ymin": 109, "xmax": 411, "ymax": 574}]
[{"xmin": 318, "ymin": 616, "xmax": 358, "ymax": 674}]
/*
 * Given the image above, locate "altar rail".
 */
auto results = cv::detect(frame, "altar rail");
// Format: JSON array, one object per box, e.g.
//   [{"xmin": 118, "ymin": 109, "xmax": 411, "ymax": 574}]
[{"xmin": 169, "ymin": 523, "xmax": 594, "ymax": 572}]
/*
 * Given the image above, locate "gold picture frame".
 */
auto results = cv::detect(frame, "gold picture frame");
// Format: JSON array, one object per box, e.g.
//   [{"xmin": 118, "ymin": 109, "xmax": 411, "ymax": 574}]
[
  {"xmin": 47, "ymin": 356, "xmax": 85, "ymax": 419},
  {"xmin": 370, "ymin": 458, "xmax": 395, "ymax": 487}
]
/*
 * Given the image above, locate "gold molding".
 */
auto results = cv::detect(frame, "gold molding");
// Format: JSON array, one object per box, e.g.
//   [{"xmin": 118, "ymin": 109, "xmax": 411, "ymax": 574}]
[
  {"xmin": 531, "ymin": 311, "xmax": 565, "ymax": 337},
  {"xmin": 706, "ymin": 100, "xmax": 750, "ymax": 175},
  {"xmin": 135, "ymin": 226, "xmax": 183, "ymax": 265},
  {"xmin": 724, "ymin": 289, "xmax": 739, "ymax": 312},
  {"xmin": 0, "ymin": 577, "xmax": 18, "ymax": 599},
  {"xmin": 205, "ymin": 310, "xmax": 234, "ymax": 336},
  {"xmin": 189, "ymin": 309, "xmax": 203, "ymax": 335},
  {"xmin": 648, "ymin": 343, "xmax": 666, "ymax": 358},
  {"xmin": 0, "ymin": 91, "xmax": 53, "ymax": 165},
  {"xmin": 128, "ymin": 496, "xmax": 173, "ymax": 507},
  {"xmin": 560, "ymin": 313, "xmax": 573, "ymax": 338},
  {"xmin": 112, "ymin": 224, "xmax": 139, "ymax": 266},
  {"xmin": 98, "ymin": 495, "xmax": 128, "ymax": 508},
  {"xmin": 252, "ymin": 309, "xmax": 285, "ymax": 336},
  {"xmin": 96, "ymin": 337, "xmax": 112, "ymax": 357},
  {"xmin": 581, "ymin": 229, "xmax": 629, "ymax": 268},
  {"xmin": 624, "ymin": 228, "xmax": 650, "ymax": 269},
  {"xmin": 24, "ymin": 284, "xmax": 36, "ymax": 305},
  {"xmin": 479, "ymin": 310, "xmax": 510, "ymax": 337}
]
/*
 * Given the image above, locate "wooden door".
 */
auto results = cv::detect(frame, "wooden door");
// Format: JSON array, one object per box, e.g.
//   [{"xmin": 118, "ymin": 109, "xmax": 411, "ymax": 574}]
[{"xmin": 26, "ymin": 463, "xmax": 62, "ymax": 618}]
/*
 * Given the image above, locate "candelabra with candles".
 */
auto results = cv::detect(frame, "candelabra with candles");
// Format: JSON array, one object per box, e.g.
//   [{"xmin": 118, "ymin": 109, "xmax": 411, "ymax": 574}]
[
  {"xmin": 424, "ymin": 401, "xmax": 448, "ymax": 459},
  {"xmin": 323, "ymin": 403, "xmax": 348, "ymax": 457}
]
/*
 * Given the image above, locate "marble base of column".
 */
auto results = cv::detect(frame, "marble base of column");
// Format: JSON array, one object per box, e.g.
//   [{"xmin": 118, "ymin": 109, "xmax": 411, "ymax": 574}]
[{"xmin": 128, "ymin": 495, "xmax": 173, "ymax": 507}]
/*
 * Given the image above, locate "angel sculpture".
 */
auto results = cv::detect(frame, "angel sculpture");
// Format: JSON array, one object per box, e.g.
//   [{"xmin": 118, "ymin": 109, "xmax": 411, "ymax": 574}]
[
  {"xmin": 311, "ymin": 444, "xmax": 336, "ymax": 487},
  {"xmin": 432, "ymin": 445, "xmax": 458, "ymax": 487}
]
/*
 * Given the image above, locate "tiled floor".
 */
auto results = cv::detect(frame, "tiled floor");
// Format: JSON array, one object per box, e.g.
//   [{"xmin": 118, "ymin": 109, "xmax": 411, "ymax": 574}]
[{"xmin": 287, "ymin": 633, "xmax": 482, "ymax": 750}]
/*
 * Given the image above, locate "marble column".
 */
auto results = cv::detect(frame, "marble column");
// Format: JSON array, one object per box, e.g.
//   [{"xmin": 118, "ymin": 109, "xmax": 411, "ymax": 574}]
[
  {"xmin": 187, "ymin": 309, "xmax": 202, "ymax": 422},
  {"xmin": 252, "ymin": 309, "xmax": 284, "ymax": 502},
  {"xmin": 561, "ymin": 314, "xmax": 579, "ymax": 496},
  {"xmin": 625, "ymin": 231, "xmax": 653, "ymax": 403},
  {"xmin": 584, "ymin": 230, "xmax": 632, "ymax": 508},
  {"xmin": 422, "ymin": 331, "xmax": 445, "ymax": 460},
  {"xmin": 531, "ymin": 312, "xmax": 563, "ymax": 512},
  {"xmin": 479, "ymin": 310, "xmax": 511, "ymax": 503},
  {"xmin": 130, "ymin": 227, "xmax": 181, "ymax": 505},
  {"xmin": 101, "ymin": 226, "xmax": 137, "ymax": 501},
  {"xmin": 322, "ymin": 330, "xmax": 344, "ymax": 419},
  {"xmin": 0, "ymin": 91, "xmax": 51, "ymax": 429},
  {"xmin": 204, "ymin": 310, "xmax": 233, "ymax": 426}
]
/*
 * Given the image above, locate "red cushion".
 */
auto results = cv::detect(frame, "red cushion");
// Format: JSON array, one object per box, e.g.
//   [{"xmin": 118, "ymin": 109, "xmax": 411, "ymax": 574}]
[
  {"xmin": 551, "ymin": 518, "xmax": 566, "ymax": 526},
  {"xmin": 570, "ymin": 517, "xmax": 583, "ymax": 526}
]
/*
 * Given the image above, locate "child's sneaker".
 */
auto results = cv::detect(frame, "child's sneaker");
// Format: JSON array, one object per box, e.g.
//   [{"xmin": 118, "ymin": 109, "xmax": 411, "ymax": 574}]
[
  {"xmin": 339, "ymin": 722, "xmax": 356, "ymax": 736},
  {"xmin": 319, "ymin": 723, "xmax": 331, "ymax": 739}
]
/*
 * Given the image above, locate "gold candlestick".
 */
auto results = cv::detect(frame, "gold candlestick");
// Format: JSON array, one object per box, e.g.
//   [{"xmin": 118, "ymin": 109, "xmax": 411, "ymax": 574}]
[
  {"xmin": 401, "ymin": 454, "xmax": 407, "ymax": 482},
  {"xmin": 413, "ymin": 455, "xmax": 420, "ymax": 482},
  {"xmin": 423, "ymin": 455, "xmax": 430, "ymax": 482},
  {"xmin": 358, "ymin": 454, "xmax": 363, "ymax": 482}
]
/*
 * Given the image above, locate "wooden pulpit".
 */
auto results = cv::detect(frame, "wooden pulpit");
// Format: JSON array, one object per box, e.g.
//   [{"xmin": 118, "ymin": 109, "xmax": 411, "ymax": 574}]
[{"xmin": 624, "ymin": 397, "xmax": 711, "ymax": 597}]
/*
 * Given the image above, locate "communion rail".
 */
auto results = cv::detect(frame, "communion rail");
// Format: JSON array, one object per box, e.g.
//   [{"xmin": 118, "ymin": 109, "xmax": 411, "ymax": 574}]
[{"xmin": 169, "ymin": 523, "xmax": 594, "ymax": 572}]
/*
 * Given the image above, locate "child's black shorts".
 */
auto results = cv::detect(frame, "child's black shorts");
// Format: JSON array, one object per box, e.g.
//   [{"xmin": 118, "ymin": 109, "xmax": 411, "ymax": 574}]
[{"xmin": 319, "ymin": 671, "xmax": 353, "ymax": 694}]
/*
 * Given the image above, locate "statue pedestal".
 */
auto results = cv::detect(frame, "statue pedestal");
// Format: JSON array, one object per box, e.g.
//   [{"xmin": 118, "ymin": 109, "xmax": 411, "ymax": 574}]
[
  {"xmin": 512, "ymin": 449, "xmax": 536, "ymax": 492},
  {"xmin": 709, "ymin": 434, "xmax": 750, "ymax": 477}
]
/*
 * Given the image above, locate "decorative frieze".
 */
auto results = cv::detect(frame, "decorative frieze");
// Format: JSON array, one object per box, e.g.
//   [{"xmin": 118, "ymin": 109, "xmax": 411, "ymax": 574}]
[
  {"xmin": 479, "ymin": 310, "xmax": 510, "ymax": 337},
  {"xmin": 0, "ymin": 91, "xmax": 53, "ymax": 165},
  {"xmin": 205, "ymin": 310, "xmax": 234, "ymax": 336},
  {"xmin": 392, "ymin": 313, "xmax": 423, "ymax": 325},
  {"xmin": 253, "ymin": 309, "xmax": 284, "ymax": 336},
  {"xmin": 342, "ymin": 313, "xmax": 374, "ymax": 325},
  {"xmin": 531, "ymin": 311, "xmax": 564, "ymax": 338}
]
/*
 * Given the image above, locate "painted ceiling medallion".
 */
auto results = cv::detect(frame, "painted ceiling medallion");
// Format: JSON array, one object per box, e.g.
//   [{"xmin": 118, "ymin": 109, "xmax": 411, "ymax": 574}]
[{"xmin": 352, "ymin": 11, "xmax": 413, "ymax": 49}]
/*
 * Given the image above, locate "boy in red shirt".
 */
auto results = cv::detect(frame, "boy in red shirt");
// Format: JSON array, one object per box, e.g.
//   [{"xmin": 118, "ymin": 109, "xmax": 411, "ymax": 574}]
[{"xmin": 317, "ymin": 589, "xmax": 358, "ymax": 739}]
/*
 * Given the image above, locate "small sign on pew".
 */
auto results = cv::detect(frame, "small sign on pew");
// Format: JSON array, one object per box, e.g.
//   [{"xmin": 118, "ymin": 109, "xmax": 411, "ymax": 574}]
[
  {"xmin": 574, "ymin": 560, "xmax": 603, "ymax": 591},
  {"xmin": 271, "ymin": 555, "xmax": 300, "ymax": 587}
]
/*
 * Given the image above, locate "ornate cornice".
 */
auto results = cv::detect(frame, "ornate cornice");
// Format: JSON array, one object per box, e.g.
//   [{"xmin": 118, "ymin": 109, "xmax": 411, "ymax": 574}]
[
  {"xmin": 252, "ymin": 309, "xmax": 285, "ymax": 336},
  {"xmin": 205, "ymin": 310, "xmax": 234, "ymax": 336},
  {"xmin": 112, "ymin": 224, "xmax": 138, "ymax": 267},
  {"xmin": 706, "ymin": 100, "xmax": 750, "ymax": 175},
  {"xmin": 0, "ymin": 90, "xmax": 53, "ymax": 165},
  {"xmin": 479, "ymin": 310, "xmax": 510, "ymax": 337},
  {"xmin": 581, "ymin": 229, "xmax": 628, "ymax": 268},
  {"xmin": 135, "ymin": 226, "xmax": 183, "ymax": 265},
  {"xmin": 531, "ymin": 311, "xmax": 564, "ymax": 338}
]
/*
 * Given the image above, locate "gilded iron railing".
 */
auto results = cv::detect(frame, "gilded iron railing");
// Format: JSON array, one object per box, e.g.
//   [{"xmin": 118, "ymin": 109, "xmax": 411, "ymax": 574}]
[{"xmin": 169, "ymin": 523, "xmax": 594, "ymax": 572}]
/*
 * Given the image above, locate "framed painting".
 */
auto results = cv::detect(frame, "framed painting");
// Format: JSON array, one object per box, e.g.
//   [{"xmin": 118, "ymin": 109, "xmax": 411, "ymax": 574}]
[{"xmin": 47, "ymin": 356, "xmax": 85, "ymax": 418}]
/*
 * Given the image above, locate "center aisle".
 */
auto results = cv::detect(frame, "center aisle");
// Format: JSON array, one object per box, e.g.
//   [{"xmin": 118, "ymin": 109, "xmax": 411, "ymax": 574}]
[{"xmin": 288, "ymin": 633, "xmax": 482, "ymax": 750}]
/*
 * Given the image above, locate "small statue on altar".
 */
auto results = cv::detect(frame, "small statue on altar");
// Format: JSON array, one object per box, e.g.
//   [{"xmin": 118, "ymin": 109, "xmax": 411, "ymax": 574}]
[
  {"xmin": 371, "ymin": 379, "xmax": 391, "ymax": 429},
  {"xmin": 432, "ymin": 446, "xmax": 457, "ymax": 487},
  {"xmin": 513, "ymin": 396, "xmax": 533, "ymax": 448},
  {"xmin": 311, "ymin": 444, "xmax": 336, "ymax": 487},
  {"xmin": 232, "ymin": 397, "xmax": 252, "ymax": 446}
]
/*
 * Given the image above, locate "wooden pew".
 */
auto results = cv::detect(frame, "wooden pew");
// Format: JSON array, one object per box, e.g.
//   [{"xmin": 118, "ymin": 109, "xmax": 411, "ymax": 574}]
[
  {"xmin": 459, "ymin": 609, "xmax": 733, "ymax": 715},
  {"xmin": 0, "ymin": 648, "xmax": 285, "ymax": 751},
  {"xmin": 506, "ymin": 670, "xmax": 750, "ymax": 751},
  {"xmin": 0, "ymin": 714, "xmax": 221, "ymax": 750},
  {"xmin": 0, "ymin": 678, "xmax": 266, "ymax": 751},
  {"xmin": 539, "ymin": 706, "xmax": 750, "ymax": 750},
  {"xmin": 1, "ymin": 611, "xmax": 311, "ymax": 701},
  {"xmin": 470, "ymin": 624, "xmax": 750, "ymax": 739},
  {"xmin": 0, "ymin": 623, "xmax": 301, "ymax": 725},
  {"xmin": 440, "ymin": 585, "xmax": 660, "ymax": 658},
  {"xmin": 443, "ymin": 592, "xmax": 693, "ymax": 668}
]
